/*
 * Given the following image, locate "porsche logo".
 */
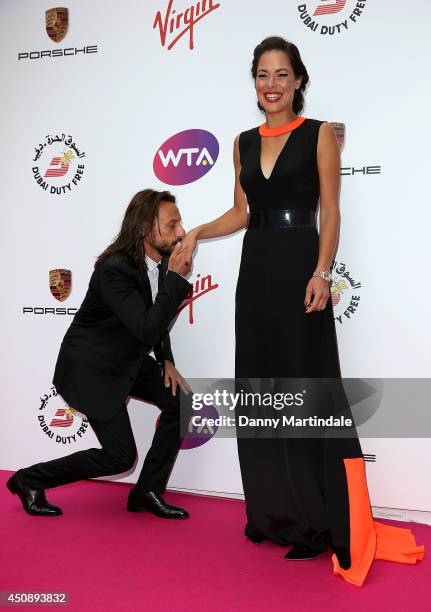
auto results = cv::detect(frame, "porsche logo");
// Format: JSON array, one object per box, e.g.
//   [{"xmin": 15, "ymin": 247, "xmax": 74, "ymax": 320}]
[
  {"xmin": 45, "ymin": 7, "xmax": 69, "ymax": 43},
  {"xmin": 330, "ymin": 122, "xmax": 345, "ymax": 151},
  {"xmin": 49, "ymin": 269, "xmax": 72, "ymax": 302}
]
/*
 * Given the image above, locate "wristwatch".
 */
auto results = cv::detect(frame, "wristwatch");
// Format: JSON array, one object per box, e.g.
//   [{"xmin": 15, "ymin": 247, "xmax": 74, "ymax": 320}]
[{"xmin": 312, "ymin": 270, "xmax": 332, "ymax": 282}]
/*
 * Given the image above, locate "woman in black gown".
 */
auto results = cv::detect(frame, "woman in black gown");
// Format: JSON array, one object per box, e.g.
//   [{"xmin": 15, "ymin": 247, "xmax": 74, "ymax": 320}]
[{"xmin": 181, "ymin": 36, "xmax": 424, "ymax": 586}]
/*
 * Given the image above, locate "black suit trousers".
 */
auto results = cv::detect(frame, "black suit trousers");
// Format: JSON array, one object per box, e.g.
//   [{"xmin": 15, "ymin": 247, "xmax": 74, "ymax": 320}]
[{"xmin": 22, "ymin": 358, "xmax": 189, "ymax": 494}]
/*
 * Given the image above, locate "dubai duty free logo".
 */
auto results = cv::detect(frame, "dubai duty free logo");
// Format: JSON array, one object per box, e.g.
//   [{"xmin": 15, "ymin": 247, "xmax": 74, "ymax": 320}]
[
  {"xmin": 37, "ymin": 386, "xmax": 89, "ymax": 445},
  {"xmin": 153, "ymin": 129, "xmax": 219, "ymax": 185},
  {"xmin": 330, "ymin": 259, "xmax": 362, "ymax": 324},
  {"xmin": 32, "ymin": 133, "xmax": 85, "ymax": 195},
  {"xmin": 297, "ymin": 0, "xmax": 367, "ymax": 35}
]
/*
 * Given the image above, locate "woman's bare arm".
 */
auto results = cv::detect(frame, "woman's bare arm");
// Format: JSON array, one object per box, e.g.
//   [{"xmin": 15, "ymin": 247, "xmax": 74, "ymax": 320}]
[
  {"xmin": 304, "ymin": 122, "xmax": 340, "ymax": 313},
  {"xmin": 315, "ymin": 122, "xmax": 341, "ymax": 271},
  {"xmin": 187, "ymin": 135, "xmax": 248, "ymax": 241}
]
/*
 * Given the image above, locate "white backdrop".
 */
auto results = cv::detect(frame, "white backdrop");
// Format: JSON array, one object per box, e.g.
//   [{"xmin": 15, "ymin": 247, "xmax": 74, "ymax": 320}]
[{"xmin": 1, "ymin": 0, "xmax": 430, "ymax": 520}]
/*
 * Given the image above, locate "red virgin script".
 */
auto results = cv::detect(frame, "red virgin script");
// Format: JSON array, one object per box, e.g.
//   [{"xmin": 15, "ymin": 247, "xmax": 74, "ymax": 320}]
[
  {"xmin": 154, "ymin": 0, "xmax": 220, "ymax": 50},
  {"xmin": 175, "ymin": 273, "xmax": 219, "ymax": 323}
]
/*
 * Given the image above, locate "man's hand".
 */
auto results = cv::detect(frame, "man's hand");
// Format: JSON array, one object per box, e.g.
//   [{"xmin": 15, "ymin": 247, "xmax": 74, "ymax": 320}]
[
  {"xmin": 162, "ymin": 360, "xmax": 192, "ymax": 396},
  {"xmin": 168, "ymin": 241, "xmax": 192, "ymax": 277},
  {"xmin": 178, "ymin": 230, "xmax": 198, "ymax": 264}
]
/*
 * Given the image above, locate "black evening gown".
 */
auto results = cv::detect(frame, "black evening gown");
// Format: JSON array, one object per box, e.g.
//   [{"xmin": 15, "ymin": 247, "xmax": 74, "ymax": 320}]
[{"xmin": 234, "ymin": 118, "xmax": 424, "ymax": 586}]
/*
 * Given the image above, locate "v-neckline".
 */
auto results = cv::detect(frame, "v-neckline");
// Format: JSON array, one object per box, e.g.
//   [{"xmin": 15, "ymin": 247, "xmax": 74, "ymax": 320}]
[{"xmin": 258, "ymin": 120, "xmax": 305, "ymax": 181}]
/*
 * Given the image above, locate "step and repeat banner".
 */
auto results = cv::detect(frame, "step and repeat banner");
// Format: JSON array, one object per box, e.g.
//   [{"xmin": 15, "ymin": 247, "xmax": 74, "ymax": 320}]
[{"xmin": 1, "ymin": 0, "xmax": 430, "ymax": 516}]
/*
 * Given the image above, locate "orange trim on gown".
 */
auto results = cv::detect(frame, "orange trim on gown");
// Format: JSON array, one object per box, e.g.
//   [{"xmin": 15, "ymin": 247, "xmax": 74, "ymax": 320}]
[
  {"xmin": 332, "ymin": 458, "xmax": 425, "ymax": 587},
  {"xmin": 259, "ymin": 116, "xmax": 306, "ymax": 137}
]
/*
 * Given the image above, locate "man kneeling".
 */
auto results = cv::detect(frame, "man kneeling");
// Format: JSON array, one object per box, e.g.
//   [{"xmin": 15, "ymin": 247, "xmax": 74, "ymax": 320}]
[{"xmin": 8, "ymin": 189, "xmax": 193, "ymax": 519}]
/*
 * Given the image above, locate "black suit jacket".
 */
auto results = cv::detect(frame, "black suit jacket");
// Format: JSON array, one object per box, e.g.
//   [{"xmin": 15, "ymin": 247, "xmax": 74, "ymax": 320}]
[{"xmin": 53, "ymin": 254, "xmax": 192, "ymax": 421}]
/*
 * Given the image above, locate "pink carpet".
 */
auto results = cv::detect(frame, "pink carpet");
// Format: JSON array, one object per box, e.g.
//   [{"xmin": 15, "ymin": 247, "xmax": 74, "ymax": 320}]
[{"xmin": 1, "ymin": 470, "xmax": 429, "ymax": 611}]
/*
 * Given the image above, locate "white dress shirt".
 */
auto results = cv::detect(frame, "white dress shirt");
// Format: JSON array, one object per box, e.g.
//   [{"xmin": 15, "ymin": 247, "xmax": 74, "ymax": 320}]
[
  {"xmin": 145, "ymin": 255, "xmax": 160, "ymax": 359},
  {"xmin": 145, "ymin": 254, "xmax": 161, "ymax": 304},
  {"xmin": 145, "ymin": 254, "xmax": 188, "ymax": 300},
  {"xmin": 144, "ymin": 253, "xmax": 188, "ymax": 360}
]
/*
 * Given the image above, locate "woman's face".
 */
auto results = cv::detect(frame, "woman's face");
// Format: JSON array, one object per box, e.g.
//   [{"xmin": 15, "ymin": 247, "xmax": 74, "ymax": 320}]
[{"xmin": 255, "ymin": 50, "xmax": 302, "ymax": 115}]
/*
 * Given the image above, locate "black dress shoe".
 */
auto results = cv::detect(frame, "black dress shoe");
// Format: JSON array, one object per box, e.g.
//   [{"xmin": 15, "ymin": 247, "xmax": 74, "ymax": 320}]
[
  {"xmin": 284, "ymin": 544, "xmax": 322, "ymax": 560},
  {"xmin": 127, "ymin": 490, "xmax": 189, "ymax": 519},
  {"xmin": 6, "ymin": 470, "xmax": 62, "ymax": 516},
  {"xmin": 246, "ymin": 533, "xmax": 265, "ymax": 544}
]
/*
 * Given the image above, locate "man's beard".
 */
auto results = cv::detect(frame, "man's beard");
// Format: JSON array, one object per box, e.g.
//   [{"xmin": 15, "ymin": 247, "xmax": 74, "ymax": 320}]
[{"xmin": 153, "ymin": 237, "xmax": 181, "ymax": 259}]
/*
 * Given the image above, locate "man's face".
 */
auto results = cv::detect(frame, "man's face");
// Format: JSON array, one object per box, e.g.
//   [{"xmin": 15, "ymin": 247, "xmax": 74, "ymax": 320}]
[{"xmin": 145, "ymin": 201, "xmax": 185, "ymax": 258}]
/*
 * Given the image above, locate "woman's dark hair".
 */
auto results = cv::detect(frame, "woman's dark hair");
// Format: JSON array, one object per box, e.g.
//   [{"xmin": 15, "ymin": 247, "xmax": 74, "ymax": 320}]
[
  {"xmin": 251, "ymin": 36, "xmax": 309, "ymax": 115},
  {"xmin": 96, "ymin": 188, "xmax": 176, "ymax": 270}
]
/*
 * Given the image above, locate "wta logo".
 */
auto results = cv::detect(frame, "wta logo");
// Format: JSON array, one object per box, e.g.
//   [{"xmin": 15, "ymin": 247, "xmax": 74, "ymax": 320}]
[
  {"xmin": 181, "ymin": 403, "xmax": 219, "ymax": 450},
  {"xmin": 156, "ymin": 403, "xmax": 218, "ymax": 450},
  {"xmin": 153, "ymin": 129, "xmax": 219, "ymax": 185}
]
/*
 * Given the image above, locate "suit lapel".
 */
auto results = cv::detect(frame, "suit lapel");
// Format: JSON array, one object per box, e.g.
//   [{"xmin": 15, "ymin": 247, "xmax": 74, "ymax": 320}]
[
  {"xmin": 138, "ymin": 269, "xmax": 153, "ymax": 307},
  {"xmin": 160, "ymin": 257, "xmax": 169, "ymax": 283},
  {"xmin": 138, "ymin": 259, "xmax": 167, "ymax": 361}
]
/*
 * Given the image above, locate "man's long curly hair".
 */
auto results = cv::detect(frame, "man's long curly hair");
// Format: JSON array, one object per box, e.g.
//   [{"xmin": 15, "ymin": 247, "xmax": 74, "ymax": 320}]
[{"xmin": 95, "ymin": 189, "xmax": 176, "ymax": 271}]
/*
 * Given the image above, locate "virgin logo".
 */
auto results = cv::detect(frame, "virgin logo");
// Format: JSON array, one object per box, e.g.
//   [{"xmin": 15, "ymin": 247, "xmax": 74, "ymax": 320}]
[
  {"xmin": 154, "ymin": 129, "xmax": 219, "ymax": 185},
  {"xmin": 153, "ymin": 0, "xmax": 220, "ymax": 50},
  {"xmin": 175, "ymin": 273, "xmax": 219, "ymax": 324},
  {"xmin": 313, "ymin": 0, "xmax": 346, "ymax": 16}
]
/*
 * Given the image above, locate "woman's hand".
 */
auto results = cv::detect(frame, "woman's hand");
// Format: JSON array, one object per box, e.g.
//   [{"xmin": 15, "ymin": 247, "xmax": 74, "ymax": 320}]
[
  {"xmin": 178, "ymin": 230, "xmax": 198, "ymax": 264},
  {"xmin": 162, "ymin": 360, "xmax": 192, "ymax": 396},
  {"xmin": 304, "ymin": 277, "xmax": 330, "ymax": 313}
]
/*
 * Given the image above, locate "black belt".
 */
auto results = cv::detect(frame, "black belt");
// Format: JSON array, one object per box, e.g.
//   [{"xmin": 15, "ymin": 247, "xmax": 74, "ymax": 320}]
[{"xmin": 247, "ymin": 209, "xmax": 316, "ymax": 229}]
